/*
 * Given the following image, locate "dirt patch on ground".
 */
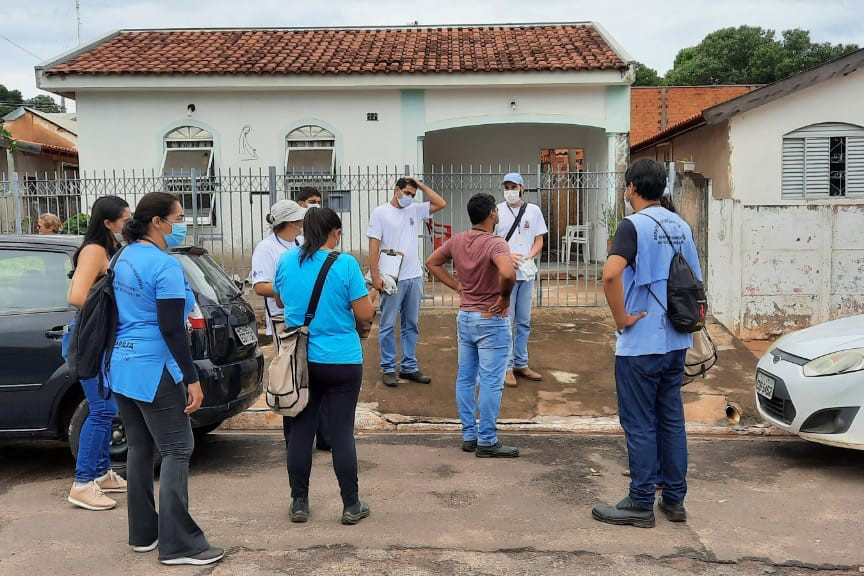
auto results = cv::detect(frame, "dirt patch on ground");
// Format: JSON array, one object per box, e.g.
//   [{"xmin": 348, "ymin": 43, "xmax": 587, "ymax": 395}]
[{"xmin": 358, "ymin": 310, "xmax": 758, "ymax": 426}]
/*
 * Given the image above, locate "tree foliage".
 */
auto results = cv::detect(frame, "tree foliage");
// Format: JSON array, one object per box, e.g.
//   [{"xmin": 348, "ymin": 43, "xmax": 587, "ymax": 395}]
[
  {"xmin": 0, "ymin": 84, "xmax": 65, "ymax": 117},
  {"xmin": 663, "ymin": 26, "xmax": 859, "ymax": 86},
  {"xmin": 633, "ymin": 61, "xmax": 665, "ymax": 86}
]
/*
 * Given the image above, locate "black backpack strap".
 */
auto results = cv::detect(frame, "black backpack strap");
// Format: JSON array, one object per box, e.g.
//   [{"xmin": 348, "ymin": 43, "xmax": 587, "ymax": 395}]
[
  {"xmin": 504, "ymin": 203, "xmax": 527, "ymax": 242},
  {"xmin": 628, "ymin": 212, "xmax": 671, "ymax": 313},
  {"xmin": 304, "ymin": 251, "xmax": 340, "ymax": 326}
]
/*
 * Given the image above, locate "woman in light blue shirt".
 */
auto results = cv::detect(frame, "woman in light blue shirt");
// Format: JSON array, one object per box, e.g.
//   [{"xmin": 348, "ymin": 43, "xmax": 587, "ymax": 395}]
[
  {"xmin": 109, "ymin": 192, "xmax": 223, "ymax": 567},
  {"xmin": 274, "ymin": 207, "xmax": 376, "ymax": 525}
]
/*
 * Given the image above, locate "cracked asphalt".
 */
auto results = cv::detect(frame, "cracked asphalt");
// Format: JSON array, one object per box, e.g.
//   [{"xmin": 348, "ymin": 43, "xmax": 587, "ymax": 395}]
[{"xmin": 0, "ymin": 432, "xmax": 862, "ymax": 575}]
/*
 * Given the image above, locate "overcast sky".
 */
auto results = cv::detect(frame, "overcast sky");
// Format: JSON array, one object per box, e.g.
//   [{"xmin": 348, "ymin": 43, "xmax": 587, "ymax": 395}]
[{"xmin": 2, "ymin": 0, "xmax": 861, "ymax": 107}]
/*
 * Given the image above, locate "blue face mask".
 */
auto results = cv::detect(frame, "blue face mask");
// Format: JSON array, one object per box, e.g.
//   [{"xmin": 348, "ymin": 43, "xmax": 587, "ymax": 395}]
[{"xmin": 164, "ymin": 221, "xmax": 187, "ymax": 248}]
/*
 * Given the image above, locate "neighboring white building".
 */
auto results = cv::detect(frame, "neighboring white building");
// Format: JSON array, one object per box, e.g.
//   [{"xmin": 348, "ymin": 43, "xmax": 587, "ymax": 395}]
[
  {"xmin": 35, "ymin": 24, "xmax": 634, "ymax": 267},
  {"xmin": 632, "ymin": 49, "xmax": 864, "ymax": 339}
]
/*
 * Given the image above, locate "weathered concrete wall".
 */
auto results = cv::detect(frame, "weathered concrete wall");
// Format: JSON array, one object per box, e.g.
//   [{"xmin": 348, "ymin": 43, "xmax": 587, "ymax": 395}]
[{"xmin": 709, "ymin": 201, "xmax": 864, "ymax": 339}]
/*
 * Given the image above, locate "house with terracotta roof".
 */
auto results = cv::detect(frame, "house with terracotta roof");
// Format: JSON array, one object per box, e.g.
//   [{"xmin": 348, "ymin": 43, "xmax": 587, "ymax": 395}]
[
  {"xmin": 1, "ymin": 106, "xmax": 78, "ymax": 178},
  {"xmin": 632, "ymin": 50, "xmax": 864, "ymax": 339},
  {"xmin": 34, "ymin": 23, "xmax": 634, "ymax": 259}
]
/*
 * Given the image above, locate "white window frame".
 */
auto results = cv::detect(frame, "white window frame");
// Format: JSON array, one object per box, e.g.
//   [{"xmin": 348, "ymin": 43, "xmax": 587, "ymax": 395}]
[
  {"xmin": 285, "ymin": 125, "xmax": 336, "ymax": 176},
  {"xmin": 162, "ymin": 126, "xmax": 216, "ymax": 226},
  {"xmin": 782, "ymin": 122, "xmax": 864, "ymax": 199}
]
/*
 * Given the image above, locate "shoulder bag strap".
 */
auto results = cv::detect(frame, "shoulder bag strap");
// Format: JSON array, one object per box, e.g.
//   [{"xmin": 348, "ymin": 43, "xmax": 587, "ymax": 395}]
[
  {"xmin": 303, "ymin": 251, "xmax": 340, "ymax": 327},
  {"xmin": 505, "ymin": 203, "xmax": 528, "ymax": 242}
]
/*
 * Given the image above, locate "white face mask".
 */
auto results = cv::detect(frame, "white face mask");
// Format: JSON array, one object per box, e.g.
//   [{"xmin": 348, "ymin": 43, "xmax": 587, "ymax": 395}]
[
  {"xmin": 113, "ymin": 232, "xmax": 125, "ymax": 245},
  {"xmin": 397, "ymin": 193, "xmax": 414, "ymax": 209},
  {"xmin": 504, "ymin": 189, "xmax": 521, "ymax": 205},
  {"xmin": 624, "ymin": 190, "xmax": 634, "ymax": 214}
]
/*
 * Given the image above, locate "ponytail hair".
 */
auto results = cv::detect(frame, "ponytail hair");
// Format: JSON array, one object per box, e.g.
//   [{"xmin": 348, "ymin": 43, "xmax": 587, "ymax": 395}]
[
  {"xmin": 300, "ymin": 207, "xmax": 341, "ymax": 265},
  {"xmin": 123, "ymin": 192, "xmax": 179, "ymax": 243}
]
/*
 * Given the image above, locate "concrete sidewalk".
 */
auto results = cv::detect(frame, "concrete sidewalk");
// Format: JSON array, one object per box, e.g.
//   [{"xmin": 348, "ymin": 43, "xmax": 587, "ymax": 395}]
[
  {"xmin": 226, "ymin": 308, "xmax": 765, "ymax": 434},
  {"xmin": 1, "ymin": 433, "xmax": 861, "ymax": 575}
]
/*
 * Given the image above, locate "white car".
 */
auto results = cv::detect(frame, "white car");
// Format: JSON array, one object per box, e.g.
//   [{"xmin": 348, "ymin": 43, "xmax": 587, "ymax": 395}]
[{"xmin": 755, "ymin": 314, "xmax": 864, "ymax": 450}]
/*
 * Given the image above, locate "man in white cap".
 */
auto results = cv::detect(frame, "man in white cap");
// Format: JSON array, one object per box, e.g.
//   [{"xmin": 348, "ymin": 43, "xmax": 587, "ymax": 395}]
[
  {"xmin": 495, "ymin": 172, "xmax": 547, "ymax": 387},
  {"xmin": 251, "ymin": 200, "xmax": 331, "ymax": 454}
]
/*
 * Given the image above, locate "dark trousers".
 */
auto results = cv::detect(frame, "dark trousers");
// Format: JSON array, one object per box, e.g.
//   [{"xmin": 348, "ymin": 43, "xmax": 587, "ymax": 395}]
[
  {"xmin": 288, "ymin": 362, "xmax": 362, "ymax": 508},
  {"xmin": 615, "ymin": 349, "xmax": 688, "ymax": 509},
  {"xmin": 282, "ymin": 399, "xmax": 331, "ymax": 469},
  {"xmin": 115, "ymin": 370, "xmax": 209, "ymax": 561}
]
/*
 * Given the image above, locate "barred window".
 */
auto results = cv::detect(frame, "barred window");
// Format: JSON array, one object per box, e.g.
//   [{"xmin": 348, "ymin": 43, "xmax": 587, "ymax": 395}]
[{"xmin": 782, "ymin": 123, "xmax": 864, "ymax": 198}]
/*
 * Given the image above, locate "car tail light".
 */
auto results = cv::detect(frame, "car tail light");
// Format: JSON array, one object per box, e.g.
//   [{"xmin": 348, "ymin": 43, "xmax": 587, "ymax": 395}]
[{"xmin": 187, "ymin": 304, "xmax": 206, "ymax": 330}]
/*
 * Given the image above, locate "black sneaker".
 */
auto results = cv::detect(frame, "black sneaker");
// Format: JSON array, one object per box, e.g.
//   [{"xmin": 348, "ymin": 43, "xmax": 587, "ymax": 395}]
[
  {"xmin": 658, "ymin": 497, "xmax": 687, "ymax": 522},
  {"xmin": 382, "ymin": 372, "xmax": 398, "ymax": 387},
  {"xmin": 399, "ymin": 371, "xmax": 432, "ymax": 384},
  {"xmin": 462, "ymin": 439, "xmax": 477, "ymax": 452},
  {"xmin": 290, "ymin": 497, "xmax": 309, "ymax": 523},
  {"xmin": 160, "ymin": 547, "xmax": 225, "ymax": 566},
  {"xmin": 475, "ymin": 442, "xmax": 519, "ymax": 458},
  {"xmin": 341, "ymin": 500, "xmax": 371, "ymax": 525},
  {"xmin": 592, "ymin": 496, "xmax": 655, "ymax": 528}
]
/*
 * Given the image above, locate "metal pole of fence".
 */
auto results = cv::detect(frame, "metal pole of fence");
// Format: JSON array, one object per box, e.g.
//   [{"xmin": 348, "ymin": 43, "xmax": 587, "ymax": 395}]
[
  {"xmin": 268, "ymin": 166, "xmax": 277, "ymax": 207},
  {"xmin": 190, "ymin": 168, "xmax": 199, "ymax": 246},
  {"xmin": 11, "ymin": 173, "xmax": 22, "ymax": 235}
]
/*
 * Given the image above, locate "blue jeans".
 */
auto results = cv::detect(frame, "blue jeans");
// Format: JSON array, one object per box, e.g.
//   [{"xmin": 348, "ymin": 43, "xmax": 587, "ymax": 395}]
[
  {"xmin": 507, "ymin": 279, "xmax": 534, "ymax": 370},
  {"xmin": 378, "ymin": 276, "xmax": 423, "ymax": 373},
  {"xmin": 63, "ymin": 317, "xmax": 116, "ymax": 483},
  {"xmin": 455, "ymin": 311, "xmax": 512, "ymax": 447},
  {"xmin": 75, "ymin": 375, "xmax": 117, "ymax": 483},
  {"xmin": 615, "ymin": 350, "xmax": 688, "ymax": 508}
]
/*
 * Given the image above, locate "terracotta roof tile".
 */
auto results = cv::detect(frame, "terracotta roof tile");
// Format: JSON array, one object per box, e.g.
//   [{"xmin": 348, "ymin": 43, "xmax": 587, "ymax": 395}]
[
  {"xmin": 46, "ymin": 24, "xmax": 626, "ymax": 77},
  {"xmin": 630, "ymin": 85, "xmax": 761, "ymax": 145}
]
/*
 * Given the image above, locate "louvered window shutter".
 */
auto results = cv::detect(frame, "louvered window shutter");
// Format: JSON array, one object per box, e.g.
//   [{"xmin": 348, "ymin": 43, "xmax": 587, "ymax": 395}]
[
  {"xmin": 781, "ymin": 138, "xmax": 804, "ymax": 198},
  {"xmin": 846, "ymin": 137, "xmax": 864, "ymax": 197},
  {"xmin": 804, "ymin": 137, "xmax": 830, "ymax": 197}
]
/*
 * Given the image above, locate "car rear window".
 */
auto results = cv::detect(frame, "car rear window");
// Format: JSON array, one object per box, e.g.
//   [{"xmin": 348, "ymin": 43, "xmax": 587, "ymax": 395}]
[
  {"xmin": 173, "ymin": 251, "xmax": 241, "ymax": 306},
  {"xmin": 0, "ymin": 249, "xmax": 73, "ymax": 312}
]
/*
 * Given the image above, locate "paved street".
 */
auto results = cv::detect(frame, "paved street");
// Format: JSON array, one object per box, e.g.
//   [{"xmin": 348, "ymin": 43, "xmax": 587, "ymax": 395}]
[{"xmin": 1, "ymin": 432, "xmax": 862, "ymax": 575}]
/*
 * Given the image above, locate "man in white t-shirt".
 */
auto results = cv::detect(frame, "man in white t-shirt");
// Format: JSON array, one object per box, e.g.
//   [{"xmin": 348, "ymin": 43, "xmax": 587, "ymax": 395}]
[
  {"xmin": 495, "ymin": 172, "xmax": 548, "ymax": 387},
  {"xmin": 367, "ymin": 177, "xmax": 446, "ymax": 387}
]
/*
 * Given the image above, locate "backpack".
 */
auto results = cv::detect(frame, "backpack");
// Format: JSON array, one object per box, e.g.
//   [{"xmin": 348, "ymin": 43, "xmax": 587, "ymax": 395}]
[
  {"xmin": 637, "ymin": 212, "xmax": 707, "ymax": 333},
  {"xmin": 266, "ymin": 251, "xmax": 339, "ymax": 417},
  {"xmin": 66, "ymin": 246, "xmax": 126, "ymax": 393}
]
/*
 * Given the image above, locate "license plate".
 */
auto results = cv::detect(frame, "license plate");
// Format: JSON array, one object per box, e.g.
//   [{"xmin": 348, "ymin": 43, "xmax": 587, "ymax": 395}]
[
  {"xmin": 756, "ymin": 372, "xmax": 776, "ymax": 399},
  {"xmin": 234, "ymin": 323, "xmax": 258, "ymax": 346}
]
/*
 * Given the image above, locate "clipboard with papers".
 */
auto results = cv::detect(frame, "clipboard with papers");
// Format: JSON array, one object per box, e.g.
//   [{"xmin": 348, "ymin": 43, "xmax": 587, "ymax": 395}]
[{"xmin": 378, "ymin": 249, "xmax": 404, "ymax": 281}]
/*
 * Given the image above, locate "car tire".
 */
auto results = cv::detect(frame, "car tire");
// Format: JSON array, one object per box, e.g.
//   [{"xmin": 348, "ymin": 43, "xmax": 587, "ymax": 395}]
[
  {"xmin": 67, "ymin": 398, "xmax": 161, "ymax": 470},
  {"xmin": 193, "ymin": 421, "xmax": 223, "ymax": 439}
]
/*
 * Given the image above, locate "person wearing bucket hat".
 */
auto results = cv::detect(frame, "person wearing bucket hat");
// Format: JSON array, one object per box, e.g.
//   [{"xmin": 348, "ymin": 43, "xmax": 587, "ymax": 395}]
[
  {"xmin": 252, "ymin": 200, "xmax": 332, "ymax": 461},
  {"xmin": 495, "ymin": 173, "xmax": 547, "ymax": 388}
]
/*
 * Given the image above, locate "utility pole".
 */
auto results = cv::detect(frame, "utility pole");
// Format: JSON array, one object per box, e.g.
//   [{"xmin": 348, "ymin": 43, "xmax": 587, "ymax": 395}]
[{"xmin": 61, "ymin": 1, "xmax": 81, "ymax": 111}]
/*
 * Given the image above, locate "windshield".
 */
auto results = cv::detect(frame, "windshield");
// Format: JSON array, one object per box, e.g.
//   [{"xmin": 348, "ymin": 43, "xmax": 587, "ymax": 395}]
[{"xmin": 173, "ymin": 252, "xmax": 241, "ymax": 306}]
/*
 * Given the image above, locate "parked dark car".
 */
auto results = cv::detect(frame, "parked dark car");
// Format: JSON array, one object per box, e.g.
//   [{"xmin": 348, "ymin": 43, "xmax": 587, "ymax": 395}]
[{"xmin": 0, "ymin": 234, "xmax": 263, "ymax": 463}]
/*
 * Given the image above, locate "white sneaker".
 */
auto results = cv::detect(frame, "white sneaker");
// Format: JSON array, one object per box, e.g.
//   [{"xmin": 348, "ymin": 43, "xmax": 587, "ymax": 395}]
[
  {"xmin": 68, "ymin": 481, "xmax": 116, "ymax": 511},
  {"xmin": 96, "ymin": 470, "xmax": 127, "ymax": 493},
  {"xmin": 160, "ymin": 547, "xmax": 225, "ymax": 566},
  {"xmin": 132, "ymin": 540, "xmax": 158, "ymax": 553}
]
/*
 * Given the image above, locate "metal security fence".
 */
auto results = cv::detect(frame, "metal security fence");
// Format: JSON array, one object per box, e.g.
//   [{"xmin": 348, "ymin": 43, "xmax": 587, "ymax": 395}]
[{"xmin": 0, "ymin": 166, "xmax": 624, "ymax": 308}]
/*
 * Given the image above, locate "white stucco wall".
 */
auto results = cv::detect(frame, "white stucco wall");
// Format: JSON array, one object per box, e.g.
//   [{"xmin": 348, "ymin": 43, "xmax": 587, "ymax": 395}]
[
  {"xmin": 75, "ymin": 89, "xmax": 404, "ymax": 172},
  {"xmin": 424, "ymin": 86, "xmax": 609, "ymax": 131},
  {"xmin": 728, "ymin": 69, "xmax": 864, "ymax": 206}
]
